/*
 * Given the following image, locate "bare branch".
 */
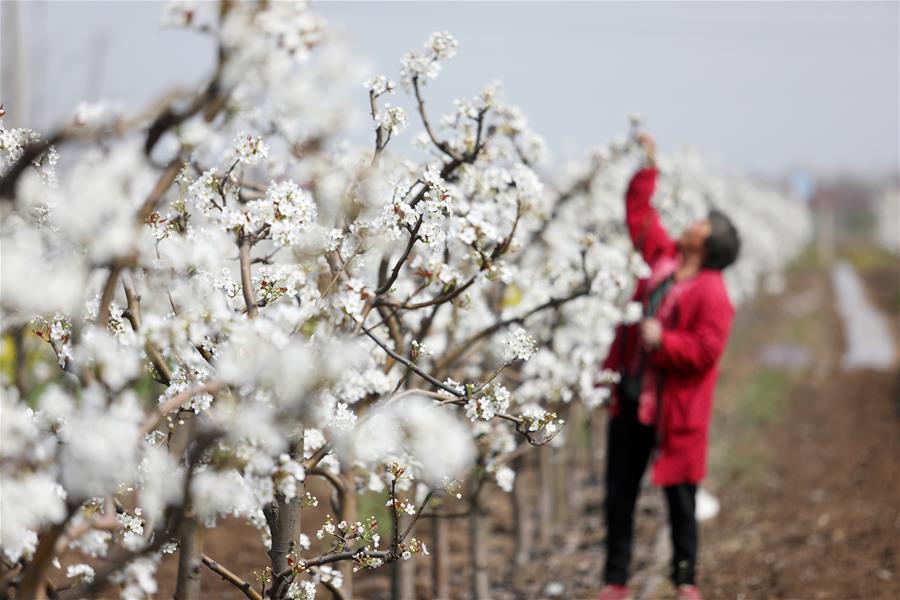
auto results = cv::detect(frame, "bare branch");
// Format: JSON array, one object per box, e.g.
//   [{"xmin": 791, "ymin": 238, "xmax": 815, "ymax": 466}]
[
  {"xmin": 436, "ymin": 285, "xmax": 590, "ymax": 372},
  {"xmin": 122, "ymin": 275, "xmax": 173, "ymax": 385},
  {"xmin": 239, "ymin": 231, "xmax": 259, "ymax": 318},
  {"xmin": 378, "ymin": 274, "xmax": 478, "ymax": 311},
  {"xmin": 275, "ymin": 549, "xmax": 390, "ymax": 580},
  {"xmin": 389, "ymin": 478, "xmax": 400, "ymax": 555},
  {"xmin": 399, "ymin": 489, "xmax": 438, "ymax": 543},
  {"xmin": 375, "ymin": 214, "xmax": 424, "ymax": 296},
  {"xmin": 140, "ymin": 381, "xmax": 224, "ymax": 435},
  {"xmin": 201, "ymin": 554, "xmax": 263, "ymax": 600},
  {"xmin": 302, "ymin": 442, "xmax": 333, "ymax": 471},
  {"xmin": 360, "ymin": 325, "xmax": 462, "ymax": 398},
  {"xmin": 308, "ymin": 467, "xmax": 346, "ymax": 495},
  {"xmin": 412, "ymin": 75, "xmax": 460, "ymax": 162},
  {"xmin": 95, "ymin": 261, "xmax": 125, "ymax": 327},
  {"xmin": 369, "ymin": 89, "xmax": 387, "ymax": 166}
]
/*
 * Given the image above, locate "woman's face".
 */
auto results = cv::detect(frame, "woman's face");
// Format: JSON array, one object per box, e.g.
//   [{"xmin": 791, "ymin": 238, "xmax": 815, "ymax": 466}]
[{"xmin": 679, "ymin": 218, "xmax": 712, "ymax": 254}]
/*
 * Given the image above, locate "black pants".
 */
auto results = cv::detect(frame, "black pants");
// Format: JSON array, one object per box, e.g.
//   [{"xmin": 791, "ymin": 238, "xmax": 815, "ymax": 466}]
[{"xmin": 603, "ymin": 400, "xmax": 698, "ymax": 586}]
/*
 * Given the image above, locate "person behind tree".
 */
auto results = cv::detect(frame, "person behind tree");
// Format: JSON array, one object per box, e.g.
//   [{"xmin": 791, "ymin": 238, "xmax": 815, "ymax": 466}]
[{"xmin": 597, "ymin": 132, "xmax": 741, "ymax": 600}]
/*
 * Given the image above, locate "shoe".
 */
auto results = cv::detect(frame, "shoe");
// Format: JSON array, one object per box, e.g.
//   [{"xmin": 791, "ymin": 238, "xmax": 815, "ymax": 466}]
[
  {"xmin": 677, "ymin": 584, "xmax": 703, "ymax": 600},
  {"xmin": 597, "ymin": 584, "xmax": 631, "ymax": 600}
]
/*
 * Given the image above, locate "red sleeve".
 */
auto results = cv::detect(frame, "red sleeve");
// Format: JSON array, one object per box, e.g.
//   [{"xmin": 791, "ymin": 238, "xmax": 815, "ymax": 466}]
[
  {"xmin": 625, "ymin": 167, "xmax": 676, "ymax": 265},
  {"xmin": 649, "ymin": 284, "xmax": 733, "ymax": 373}
]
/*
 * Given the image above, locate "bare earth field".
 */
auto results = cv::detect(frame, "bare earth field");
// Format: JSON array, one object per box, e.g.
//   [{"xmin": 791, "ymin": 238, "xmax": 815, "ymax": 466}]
[{"xmin": 699, "ymin": 252, "xmax": 900, "ymax": 600}]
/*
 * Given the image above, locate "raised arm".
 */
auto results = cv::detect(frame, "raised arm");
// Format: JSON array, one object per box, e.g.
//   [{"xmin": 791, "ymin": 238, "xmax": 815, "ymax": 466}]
[{"xmin": 625, "ymin": 133, "xmax": 676, "ymax": 266}]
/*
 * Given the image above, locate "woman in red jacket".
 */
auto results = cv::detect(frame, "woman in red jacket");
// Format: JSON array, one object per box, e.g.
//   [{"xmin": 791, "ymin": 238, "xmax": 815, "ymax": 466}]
[{"xmin": 598, "ymin": 133, "xmax": 741, "ymax": 600}]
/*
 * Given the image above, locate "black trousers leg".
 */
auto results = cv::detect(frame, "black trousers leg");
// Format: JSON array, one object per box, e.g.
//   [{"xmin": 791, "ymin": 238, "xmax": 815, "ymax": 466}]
[
  {"xmin": 664, "ymin": 483, "xmax": 698, "ymax": 586},
  {"xmin": 603, "ymin": 404, "xmax": 656, "ymax": 585}
]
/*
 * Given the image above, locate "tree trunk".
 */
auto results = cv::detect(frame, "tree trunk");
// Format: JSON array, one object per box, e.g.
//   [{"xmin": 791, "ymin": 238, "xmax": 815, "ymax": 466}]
[
  {"xmin": 468, "ymin": 500, "xmax": 491, "ymax": 600},
  {"xmin": 17, "ymin": 521, "xmax": 67, "ymax": 600},
  {"xmin": 431, "ymin": 516, "xmax": 449, "ymax": 599},
  {"xmin": 587, "ymin": 411, "xmax": 603, "ymax": 486},
  {"xmin": 391, "ymin": 514, "xmax": 417, "ymax": 600},
  {"xmin": 174, "ymin": 518, "xmax": 205, "ymax": 600},
  {"xmin": 339, "ymin": 466, "xmax": 357, "ymax": 599},
  {"xmin": 511, "ymin": 454, "xmax": 532, "ymax": 567},
  {"xmin": 567, "ymin": 404, "xmax": 586, "ymax": 517},
  {"xmin": 537, "ymin": 444, "xmax": 554, "ymax": 549},
  {"xmin": 554, "ymin": 443, "xmax": 569, "ymax": 528},
  {"xmin": 12, "ymin": 326, "xmax": 30, "ymax": 400},
  {"xmin": 265, "ymin": 436, "xmax": 304, "ymax": 599}
]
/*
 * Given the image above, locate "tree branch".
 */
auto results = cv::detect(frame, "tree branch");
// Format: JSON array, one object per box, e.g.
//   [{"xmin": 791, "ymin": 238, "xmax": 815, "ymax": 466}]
[
  {"xmin": 412, "ymin": 76, "xmax": 460, "ymax": 162},
  {"xmin": 61, "ymin": 428, "xmax": 222, "ymax": 600},
  {"xmin": 377, "ymin": 274, "xmax": 478, "ymax": 311},
  {"xmin": 435, "ymin": 285, "xmax": 590, "ymax": 372},
  {"xmin": 399, "ymin": 489, "xmax": 437, "ymax": 543},
  {"xmin": 122, "ymin": 276, "xmax": 173, "ymax": 385},
  {"xmin": 275, "ymin": 548, "xmax": 390, "ymax": 580},
  {"xmin": 239, "ymin": 231, "xmax": 258, "ymax": 318},
  {"xmin": 95, "ymin": 261, "xmax": 125, "ymax": 327},
  {"xmin": 360, "ymin": 326, "xmax": 462, "ymax": 398},
  {"xmin": 201, "ymin": 554, "xmax": 262, "ymax": 600},
  {"xmin": 140, "ymin": 381, "xmax": 224, "ymax": 435},
  {"xmin": 375, "ymin": 214, "xmax": 424, "ymax": 295},
  {"xmin": 308, "ymin": 468, "xmax": 346, "ymax": 496}
]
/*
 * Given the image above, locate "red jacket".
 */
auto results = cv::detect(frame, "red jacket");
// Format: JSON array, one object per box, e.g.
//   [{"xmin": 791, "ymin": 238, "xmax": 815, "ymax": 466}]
[{"xmin": 602, "ymin": 167, "xmax": 734, "ymax": 486}]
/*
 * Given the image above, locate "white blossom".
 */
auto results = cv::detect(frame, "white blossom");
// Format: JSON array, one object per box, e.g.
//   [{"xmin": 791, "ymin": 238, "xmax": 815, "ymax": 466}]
[
  {"xmin": 400, "ymin": 31, "xmax": 459, "ymax": 89},
  {"xmin": 71, "ymin": 530, "xmax": 112, "ymax": 558},
  {"xmin": 502, "ymin": 326, "xmax": 537, "ymax": 362},
  {"xmin": 230, "ymin": 132, "xmax": 269, "ymax": 165},
  {"xmin": 66, "ymin": 563, "xmax": 96, "ymax": 584},
  {"xmin": 161, "ymin": 1, "xmax": 196, "ymax": 28},
  {"xmin": 465, "ymin": 383, "xmax": 511, "ymax": 421},
  {"xmin": 250, "ymin": 179, "xmax": 318, "ymax": 247},
  {"xmin": 286, "ymin": 579, "xmax": 317, "ymax": 600},
  {"xmin": 494, "ymin": 466, "xmax": 516, "ymax": 493},
  {"xmin": 317, "ymin": 565, "xmax": 343, "ymax": 589},
  {"xmin": 364, "ymin": 75, "xmax": 396, "ymax": 96},
  {"xmin": 377, "ymin": 105, "xmax": 409, "ymax": 136},
  {"xmin": 330, "ymin": 401, "xmax": 358, "ymax": 432}
]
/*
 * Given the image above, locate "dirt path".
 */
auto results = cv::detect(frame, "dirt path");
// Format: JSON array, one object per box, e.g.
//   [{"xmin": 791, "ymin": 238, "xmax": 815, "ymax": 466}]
[
  {"xmin": 700, "ymin": 253, "xmax": 899, "ymax": 600},
  {"xmin": 832, "ymin": 260, "xmax": 896, "ymax": 369}
]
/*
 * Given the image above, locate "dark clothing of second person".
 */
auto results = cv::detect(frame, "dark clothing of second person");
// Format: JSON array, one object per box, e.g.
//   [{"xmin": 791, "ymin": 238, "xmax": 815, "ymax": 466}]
[{"xmin": 604, "ymin": 395, "xmax": 698, "ymax": 586}]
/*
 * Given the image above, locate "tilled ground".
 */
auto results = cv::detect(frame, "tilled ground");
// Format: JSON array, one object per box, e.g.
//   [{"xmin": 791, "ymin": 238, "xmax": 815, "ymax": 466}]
[
  {"xmin": 701, "ymin": 368, "xmax": 899, "ymax": 600},
  {"xmin": 699, "ymin": 252, "xmax": 899, "ymax": 600}
]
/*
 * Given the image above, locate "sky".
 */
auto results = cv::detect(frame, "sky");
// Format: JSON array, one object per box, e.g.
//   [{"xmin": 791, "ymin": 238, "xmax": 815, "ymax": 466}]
[{"xmin": 6, "ymin": 1, "xmax": 899, "ymax": 178}]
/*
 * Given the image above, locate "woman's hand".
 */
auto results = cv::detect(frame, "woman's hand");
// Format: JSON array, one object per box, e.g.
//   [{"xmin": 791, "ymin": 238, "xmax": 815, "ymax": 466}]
[
  {"xmin": 640, "ymin": 317, "xmax": 663, "ymax": 349},
  {"xmin": 637, "ymin": 131, "xmax": 656, "ymax": 166}
]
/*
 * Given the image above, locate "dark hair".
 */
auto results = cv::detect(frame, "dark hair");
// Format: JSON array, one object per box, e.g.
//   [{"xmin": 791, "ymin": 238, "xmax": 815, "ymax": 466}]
[{"xmin": 702, "ymin": 209, "xmax": 741, "ymax": 270}]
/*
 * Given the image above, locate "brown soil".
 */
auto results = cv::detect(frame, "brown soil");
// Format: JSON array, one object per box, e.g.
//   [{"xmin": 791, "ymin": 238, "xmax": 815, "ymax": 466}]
[
  {"xmin": 700, "ymin": 258, "xmax": 900, "ymax": 600},
  {"xmin": 701, "ymin": 366, "xmax": 900, "ymax": 600}
]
